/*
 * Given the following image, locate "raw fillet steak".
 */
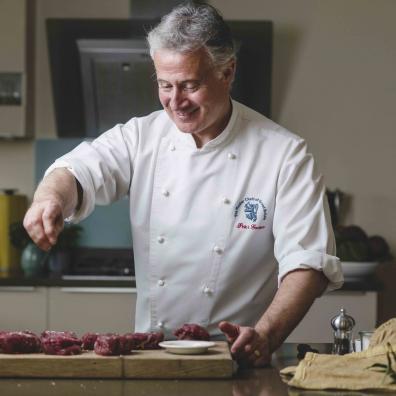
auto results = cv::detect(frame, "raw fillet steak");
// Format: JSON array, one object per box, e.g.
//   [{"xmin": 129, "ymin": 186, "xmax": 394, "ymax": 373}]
[
  {"xmin": 40, "ymin": 330, "xmax": 82, "ymax": 355},
  {"xmin": 124, "ymin": 332, "xmax": 164, "ymax": 351},
  {"xmin": 174, "ymin": 324, "xmax": 210, "ymax": 341},
  {"xmin": 0, "ymin": 331, "xmax": 4, "ymax": 350},
  {"xmin": 120, "ymin": 333, "xmax": 134, "ymax": 355},
  {"xmin": 81, "ymin": 332, "xmax": 99, "ymax": 350},
  {"xmin": 41, "ymin": 330, "xmax": 79, "ymax": 339},
  {"xmin": 0, "ymin": 331, "xmax": 41, "ymax": 354},
  {"xmin": 94, "ymin": 334, "xmax": 124, "ymax": 356}
]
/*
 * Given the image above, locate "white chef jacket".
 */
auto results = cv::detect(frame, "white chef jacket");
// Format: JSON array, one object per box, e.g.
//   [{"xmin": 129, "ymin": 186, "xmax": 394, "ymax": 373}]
[{"xmin": 46, "ymin": 99, "xmax": 343, "ymax": 338}]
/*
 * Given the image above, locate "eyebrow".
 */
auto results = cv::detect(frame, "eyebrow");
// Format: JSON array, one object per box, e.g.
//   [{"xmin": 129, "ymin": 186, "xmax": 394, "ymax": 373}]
[{"xmin": 157, "ymin": 78, "xmax": 201, "ymax": 85}]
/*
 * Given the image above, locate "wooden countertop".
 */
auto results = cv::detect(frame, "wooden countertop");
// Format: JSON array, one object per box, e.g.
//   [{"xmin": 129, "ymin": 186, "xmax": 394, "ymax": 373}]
[{"xmin": 0, "ymin": 344, "xmax": 381, "ymax": 396}]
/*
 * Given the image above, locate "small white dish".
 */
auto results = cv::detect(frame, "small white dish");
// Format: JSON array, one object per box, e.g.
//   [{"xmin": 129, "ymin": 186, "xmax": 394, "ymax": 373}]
[
  {"xmin": 159, "ymin": 340, "xmax": 216, "ymax": 355},
  {"xmin": 341, "ymin": 261, "xmax": 379, "ymax": 279}
]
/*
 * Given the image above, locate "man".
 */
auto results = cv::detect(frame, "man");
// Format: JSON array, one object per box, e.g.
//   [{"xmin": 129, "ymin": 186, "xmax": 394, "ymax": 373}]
[{"xmin": 24, "ymin": 3, "xmax": 343, "ymax": 367}]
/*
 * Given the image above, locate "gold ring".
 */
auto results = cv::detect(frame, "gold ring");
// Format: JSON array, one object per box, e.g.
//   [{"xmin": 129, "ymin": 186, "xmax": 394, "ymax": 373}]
[{"xmin": 254, "ymin": 350, "xmax": 261, "ymax": 357}]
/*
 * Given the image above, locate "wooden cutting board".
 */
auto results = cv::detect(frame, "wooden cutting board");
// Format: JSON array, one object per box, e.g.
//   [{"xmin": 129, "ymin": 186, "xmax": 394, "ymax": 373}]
[{"xmin": 0, "ymin": 341, "xmax": 234, "ymax": 379}]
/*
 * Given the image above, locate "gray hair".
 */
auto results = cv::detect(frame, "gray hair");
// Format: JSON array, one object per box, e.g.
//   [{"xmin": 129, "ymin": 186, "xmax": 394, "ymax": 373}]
[{"xmin": 147, "ymin": 2, "xmax": 236, "ymax": 68}]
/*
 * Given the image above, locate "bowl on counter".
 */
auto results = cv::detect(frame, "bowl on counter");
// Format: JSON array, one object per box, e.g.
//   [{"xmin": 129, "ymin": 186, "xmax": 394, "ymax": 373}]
[{"xmin": 341, "ymin": 261, "xmax": 380, "ymax": 280}]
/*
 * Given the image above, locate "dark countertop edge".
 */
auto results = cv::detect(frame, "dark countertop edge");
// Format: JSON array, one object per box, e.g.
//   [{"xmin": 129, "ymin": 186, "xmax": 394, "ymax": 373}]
[
  {"xmin": 0, "ymin": 277, "xmax": 136, "ymax": 288},
  {"xmin": 0, "ymin": 276, "xmax": 382, "ymax": 290},
  {"xmin": 341, "ymin": 279, "xmax": 383, "ymax": 291}
]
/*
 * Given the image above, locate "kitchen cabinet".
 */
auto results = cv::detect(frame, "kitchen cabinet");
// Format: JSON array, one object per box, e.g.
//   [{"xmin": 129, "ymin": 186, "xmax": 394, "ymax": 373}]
[
  {"xmin": 0, "ymin": 0, "xmax": 34, "ymax": 138},
  {"xmin": 0, "ymin": 283, "xmax": 377, "ymax": 343},
  {"xmin": 48, "ymin": 287, "xmax": 137, "ymax": 335},
  {"xmin": 286, "ymin": 290, "xmax": 377, "ymax": 343},
  {"xmin": 0, "ymin": 285, "xmax": 136, "ymax": 335},
  {"xmin": 0, "ymin": 286, "xmax": 47, "ymax": 333}
]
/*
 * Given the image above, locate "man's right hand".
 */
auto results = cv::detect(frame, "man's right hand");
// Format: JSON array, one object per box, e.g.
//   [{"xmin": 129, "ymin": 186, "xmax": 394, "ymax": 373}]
[
  {"xmin": 23, "ymin": 199, "xmax": 64, "ymax": 251},
  {"xmin": 23, "ymin": 168, "xmax": 81, "ymax": 251}
]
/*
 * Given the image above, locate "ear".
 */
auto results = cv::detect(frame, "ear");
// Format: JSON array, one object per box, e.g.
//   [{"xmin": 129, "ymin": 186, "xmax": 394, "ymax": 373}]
[{"xmin": 221, "ymin": 59, "xmax": 236, "ymax": 85}]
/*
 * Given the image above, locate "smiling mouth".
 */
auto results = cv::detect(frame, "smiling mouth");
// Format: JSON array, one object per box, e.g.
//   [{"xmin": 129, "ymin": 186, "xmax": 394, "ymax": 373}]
[{"xmin": 174, "ymin": 108, "xmax": 198, "ymax": 120}]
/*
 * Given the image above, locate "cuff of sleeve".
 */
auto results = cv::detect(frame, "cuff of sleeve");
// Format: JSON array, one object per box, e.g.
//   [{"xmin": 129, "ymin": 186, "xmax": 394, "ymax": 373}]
[
  {"xmin": 278, "ymin": 250, "xmax": 344, "ymax": 292},
  {"xmin": 44, "ymin": 160, "xmax": 95, "ymax": 223}
]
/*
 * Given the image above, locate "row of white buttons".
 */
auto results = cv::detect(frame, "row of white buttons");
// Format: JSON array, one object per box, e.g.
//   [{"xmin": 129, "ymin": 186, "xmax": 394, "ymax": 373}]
[
  {"xmin": 155, "ymin": 145, "xmax": 234, "ymax": 330},
  {"xmin": 156, "ymin": 279, "xmax": 212, "ymax": 296},
  {"xmin": 156, "ymin": 285, "xmax": 212, "ymax": 329},
  {"xmin": 169, "ymin": 143, "xmax": 237, "ymax": 161},
  {"xmin": 165, "ymin": 144, "xmax": 235, "ymax": 206},
  {"xmin": 162, "ymin": 188, "xmax": 230, "ymax": 205},
  {"xmin": 156, "ymin": 280, "xmax": 213, "ymax": 297},
  {"xmin": 157, "ymin": 235, "xmax": 224, "ymax": 256},
  {"xmin": 154, "ymin": 145, "xmax": 234, "ymax": 329}
]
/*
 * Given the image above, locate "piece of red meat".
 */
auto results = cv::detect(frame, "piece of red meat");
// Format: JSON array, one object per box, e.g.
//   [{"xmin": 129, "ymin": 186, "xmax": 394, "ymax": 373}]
[
  {"xmin": 40, "ymin": 330, "xmax": 82, "ymax": 355},
  {"xmin": 0, "ymin": 331, "xmax": 41, "ymax": 354},
  {"xmin": 120, "ymin": 333, "xmax": 134, "ymax": 354},
  {"xmin": 81, "ymin": 332, "xmax": 99, "ymax": 350},
  {"xmin": 94, "ymin": 333, "xmax": 124, "ymax": 356},
  {"xmin": 125, "ymin": 332, "xmax": 164, "ymax": 351},
  {"xmin": 174, "ymin": 324, "xmax": 210, "ymax": 341},
  {"xmin": 41, "ymin": 330, "xmax": 79, "ymax": 339},
  {"xmin": 0, "ymin": 331, "xmax": 5, "ymax": 351}
]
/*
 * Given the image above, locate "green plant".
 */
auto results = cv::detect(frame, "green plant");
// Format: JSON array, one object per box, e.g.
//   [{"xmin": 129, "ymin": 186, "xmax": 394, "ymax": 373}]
[
  {"xmin": 53, "ymin": 224, "xmax": 82, "ymax": 251},
  {"xmin": 335, "ymin": 225, "xmax": 393, "ymax": 262},
  {"xmin": 9, "ymin": 222, "xmax": 32, "ymax": 249}
]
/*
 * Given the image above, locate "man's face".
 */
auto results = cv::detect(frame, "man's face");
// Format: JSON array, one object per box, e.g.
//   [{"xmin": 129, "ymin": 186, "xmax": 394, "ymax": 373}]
[{"xmin": 153, "ymin": 48, "xmax": 235, "ymax": 146}]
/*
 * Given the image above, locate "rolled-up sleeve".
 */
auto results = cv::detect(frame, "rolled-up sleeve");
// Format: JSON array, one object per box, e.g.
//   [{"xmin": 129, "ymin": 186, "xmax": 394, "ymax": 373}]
[
  {"xmin": 273, "ymin": 138, "xmax": 343, "ymax": 291},
  {"xmin": 44, "ymin": 123, "xmax": 136, "ymax": 223}
]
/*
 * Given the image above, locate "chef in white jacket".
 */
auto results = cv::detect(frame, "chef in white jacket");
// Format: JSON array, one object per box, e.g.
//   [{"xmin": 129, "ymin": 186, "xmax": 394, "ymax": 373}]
[{"xmin": 24, "ymin": 3, "xmax": 343, "ymax": 366}]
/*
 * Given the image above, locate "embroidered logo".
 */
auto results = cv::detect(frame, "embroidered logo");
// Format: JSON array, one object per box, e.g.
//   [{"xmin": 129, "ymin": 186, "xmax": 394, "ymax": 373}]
[{"xmin": 234, "ymin": 197, "xmax": 267, "ymax": 230}]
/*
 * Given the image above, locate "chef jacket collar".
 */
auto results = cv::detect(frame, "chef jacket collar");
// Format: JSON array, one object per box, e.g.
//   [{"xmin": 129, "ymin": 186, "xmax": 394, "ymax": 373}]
[{"xmin": 170, "ymin": 98, "xmax": 239, "ymax": 152}]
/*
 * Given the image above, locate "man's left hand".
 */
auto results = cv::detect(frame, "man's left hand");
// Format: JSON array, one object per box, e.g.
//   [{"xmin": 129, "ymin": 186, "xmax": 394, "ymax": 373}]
[{"xmin": 218, "ymin": 321, "xmax": 271, "ymax": 367}]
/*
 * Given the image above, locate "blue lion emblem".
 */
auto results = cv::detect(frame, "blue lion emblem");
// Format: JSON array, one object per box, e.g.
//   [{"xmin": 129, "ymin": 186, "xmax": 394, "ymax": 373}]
[{"xmin": 244, "ymin": 202, "xmax": 258, "ymax": 222}]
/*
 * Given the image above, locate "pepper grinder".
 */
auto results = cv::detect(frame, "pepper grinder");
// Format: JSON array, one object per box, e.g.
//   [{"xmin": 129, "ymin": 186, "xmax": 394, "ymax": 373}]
[{"xmin": 331, "ymin": 308, "xmax": 355, "ymax": 355}]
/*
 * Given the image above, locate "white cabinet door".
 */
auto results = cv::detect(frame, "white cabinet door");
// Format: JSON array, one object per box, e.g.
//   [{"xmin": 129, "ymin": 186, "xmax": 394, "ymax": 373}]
[
  {"xmin": 48, "ymin": 287, "xmax": 137, "ymax": 336},
  {"xmin": 0, "ymin": 286, "xmax": 47, "ymax": 333},
  {"xmin": 286, "ymin": 291, "xmax": 377, "ymax": 343}
]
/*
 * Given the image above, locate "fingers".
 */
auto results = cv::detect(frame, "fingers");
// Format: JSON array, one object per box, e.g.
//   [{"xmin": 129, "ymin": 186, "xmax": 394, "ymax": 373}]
[
  {"xmin": 23, "ymin": 201, "xmax": 64, "ymax": 251},
  {"xmin": 220, "ymin": 323, "xmax": 272, "ymax": 368},
  {"xmin": 42, "ymin": 205, "xmax": 64, "ymax": 245},
  {"xmin": 231, "ymin": 327, "xmax": 255, "ymax": 355},
  {"xmin": 218, "ymin": 321, "xmax": 240, "ymax": 343},
  {"xmin": 240, "ymin": 344, "xmax": 271, "ymax": 367}
]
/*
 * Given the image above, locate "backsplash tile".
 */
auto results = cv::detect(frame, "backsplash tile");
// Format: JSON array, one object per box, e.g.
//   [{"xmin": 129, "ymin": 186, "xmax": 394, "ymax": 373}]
[{"xmin": 35, "ymin": 139, "xmax": 132, "ymax": 248}]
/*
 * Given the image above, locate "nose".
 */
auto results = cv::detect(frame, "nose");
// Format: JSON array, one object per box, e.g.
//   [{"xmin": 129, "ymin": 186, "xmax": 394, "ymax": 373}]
[{"xmin": 169, "ymin": 87, "xmax": 187, "ymax": 110}]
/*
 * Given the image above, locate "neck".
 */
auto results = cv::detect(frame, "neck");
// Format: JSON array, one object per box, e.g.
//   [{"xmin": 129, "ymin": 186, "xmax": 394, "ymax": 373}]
[{"xmin": 192, "ymin": 100, "xmax": 233, "ymax": 148}]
